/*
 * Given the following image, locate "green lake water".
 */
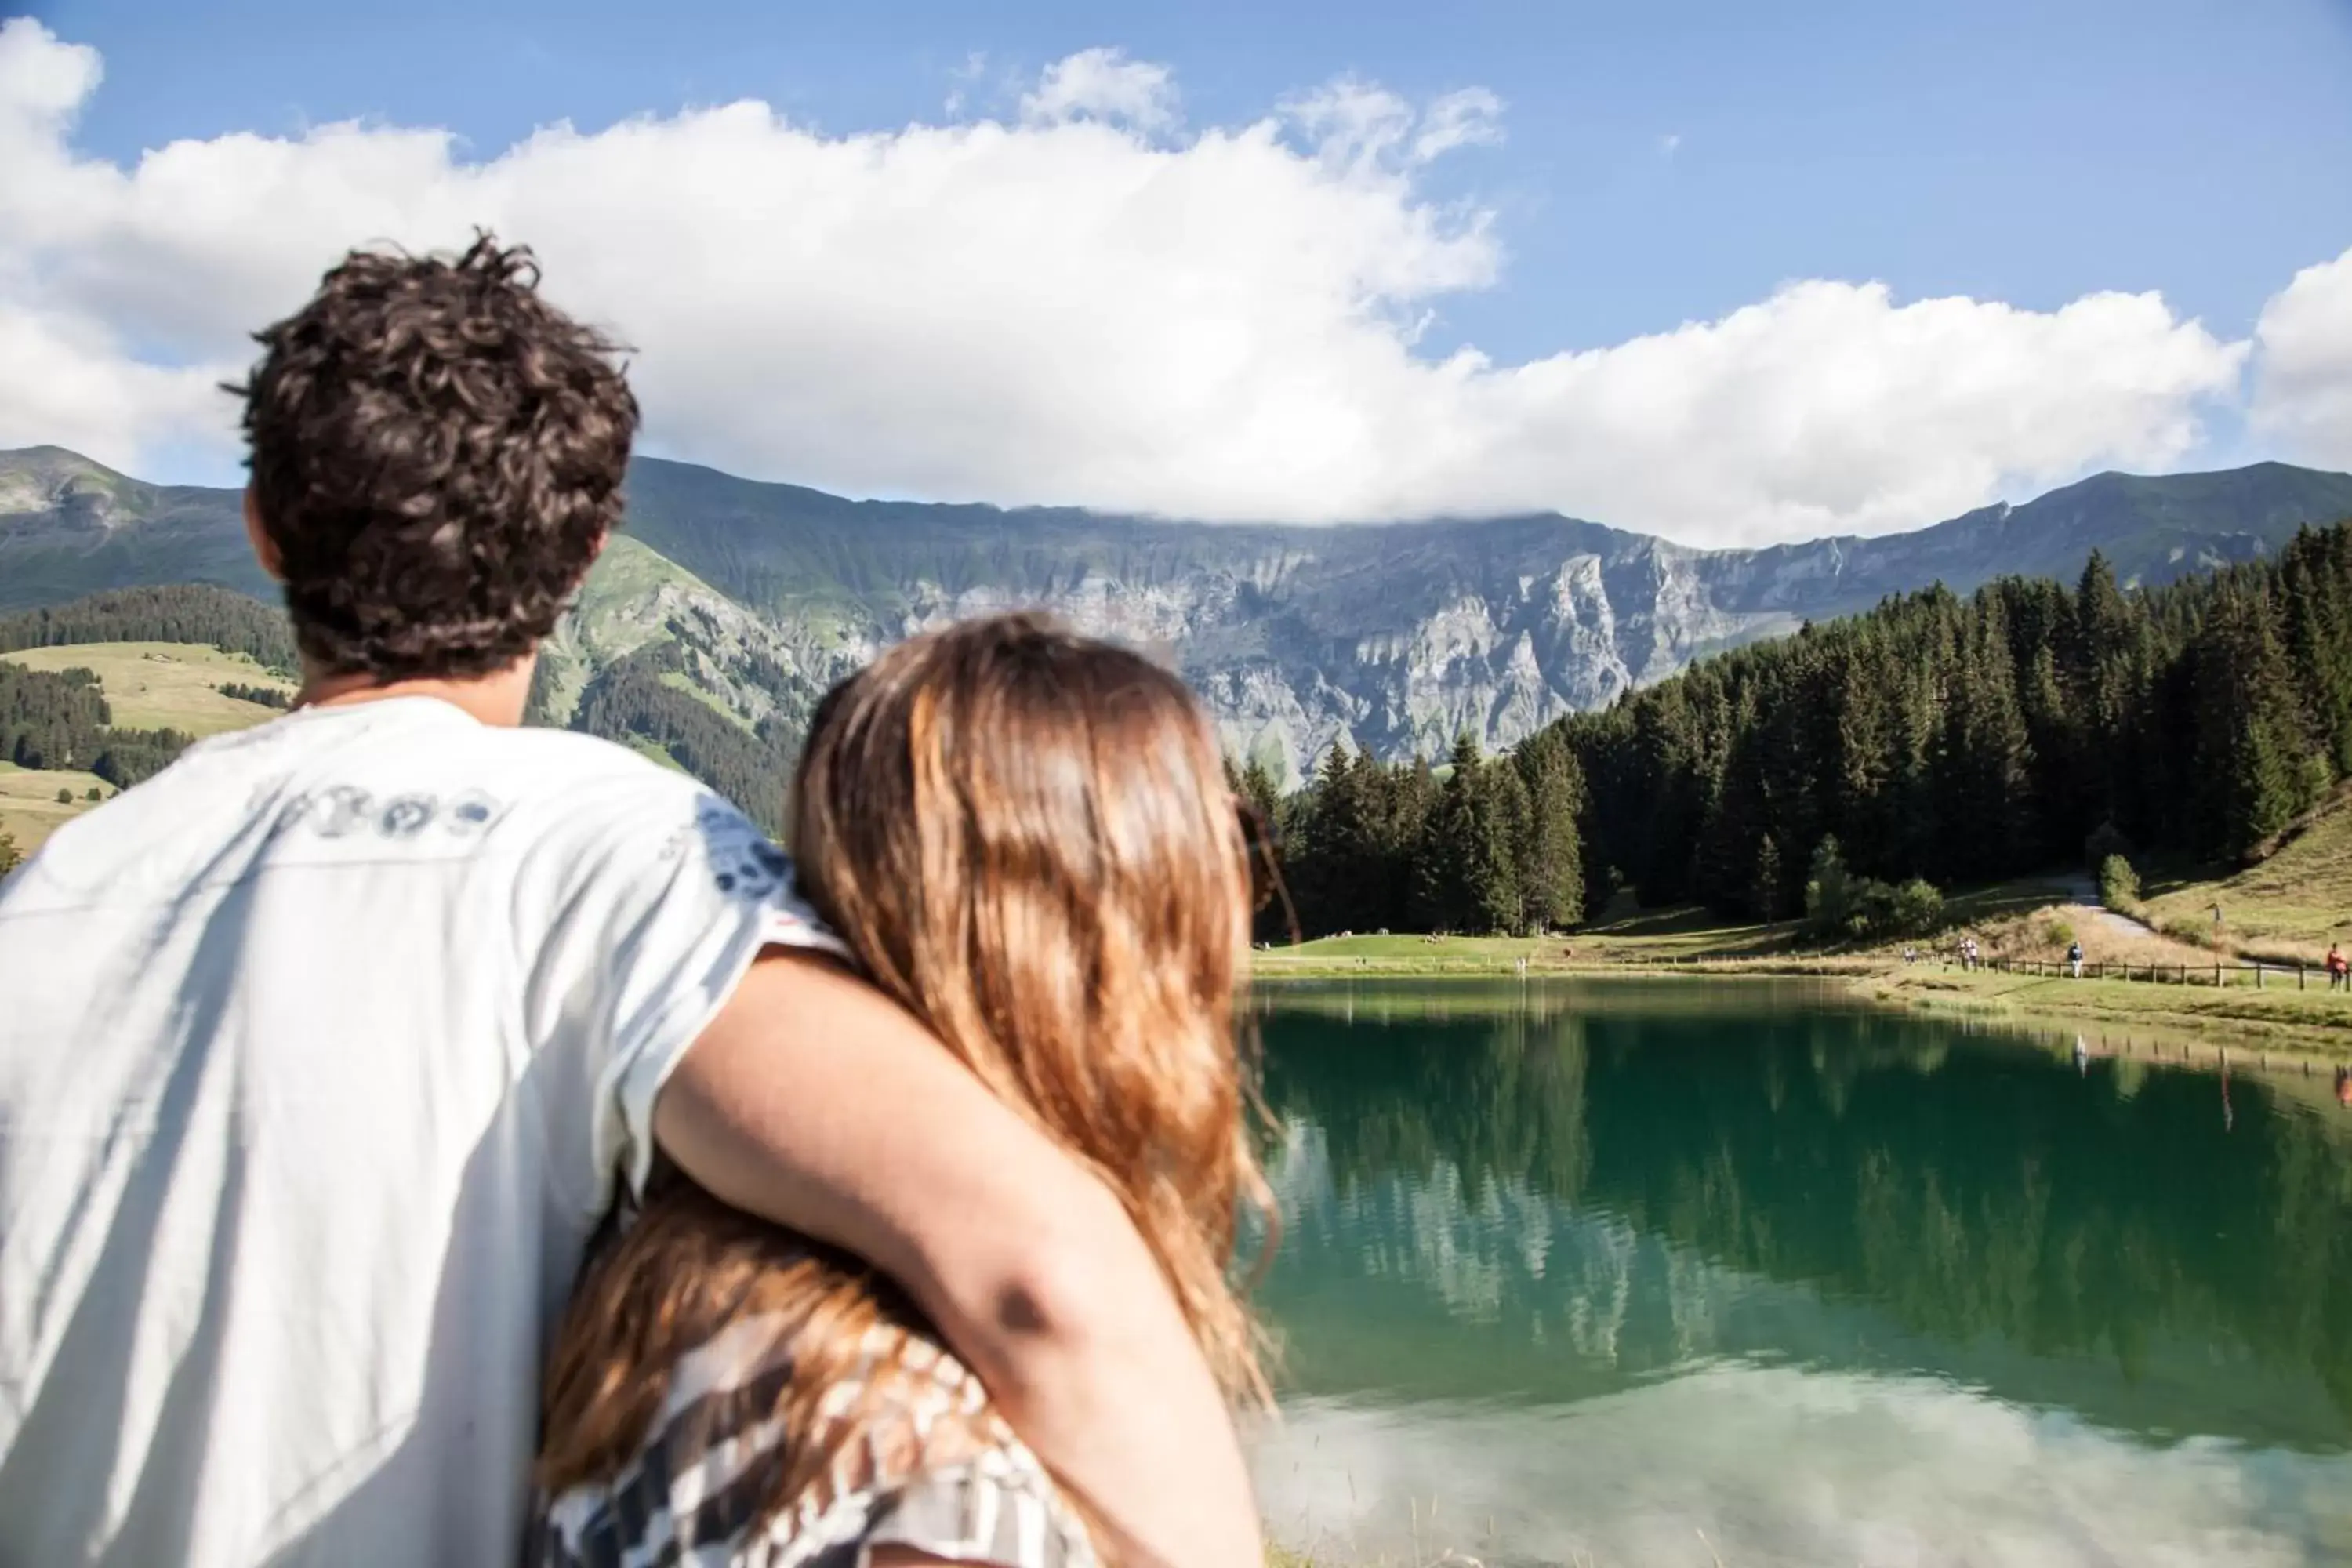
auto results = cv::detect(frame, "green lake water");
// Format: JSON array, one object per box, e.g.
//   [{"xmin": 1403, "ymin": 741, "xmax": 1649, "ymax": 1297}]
[{"xmin": 1244, "ymin": 977, "xmax": 2352, "ymax": 1567}]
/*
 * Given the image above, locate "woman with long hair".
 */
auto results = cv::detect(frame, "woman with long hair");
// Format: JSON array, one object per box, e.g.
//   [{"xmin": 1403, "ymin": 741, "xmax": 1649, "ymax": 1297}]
[{"xmin": 532, "ymin": 612, "xmax": 1278, "ymax": 1566}]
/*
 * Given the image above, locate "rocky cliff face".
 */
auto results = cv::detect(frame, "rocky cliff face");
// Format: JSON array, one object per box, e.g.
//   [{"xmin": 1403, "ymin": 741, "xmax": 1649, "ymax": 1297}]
[{"xmin": 8, "ymin": 445, "xmax": 2352, "ymax": 783}]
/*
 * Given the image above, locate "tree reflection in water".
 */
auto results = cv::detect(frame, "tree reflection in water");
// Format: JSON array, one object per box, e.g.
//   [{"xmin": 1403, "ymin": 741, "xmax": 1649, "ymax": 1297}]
[{"xmin": 1255, "ymin": 978, "xmax": 2352, "ymax": 1449}]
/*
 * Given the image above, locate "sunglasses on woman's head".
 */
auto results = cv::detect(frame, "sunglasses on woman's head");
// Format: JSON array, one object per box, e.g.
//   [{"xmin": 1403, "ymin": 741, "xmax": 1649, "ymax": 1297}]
[{"xmin": 1234, "ymin": 796, "xmax": 1301, "ymax": 944}]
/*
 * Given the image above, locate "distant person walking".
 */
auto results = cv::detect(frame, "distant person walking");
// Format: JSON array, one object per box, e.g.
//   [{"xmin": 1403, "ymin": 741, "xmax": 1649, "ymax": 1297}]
[
  {"xmin": 0, "ymin": 238, "xmax": 1254, "ymax": 1567},
  {"xmin": 2329, "ymin": 942, "xmax": 2347, "ymax": 992},
  {"xmin": 2068, "ymin": 939, "xmax": 2085, "ymax": 979}
]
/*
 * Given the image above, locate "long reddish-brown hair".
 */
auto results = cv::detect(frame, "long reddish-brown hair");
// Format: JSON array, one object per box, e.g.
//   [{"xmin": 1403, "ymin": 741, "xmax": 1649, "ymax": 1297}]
[{"xmin": 539, "ymin": 612, "xmax": 1275, "ymax": 1537}]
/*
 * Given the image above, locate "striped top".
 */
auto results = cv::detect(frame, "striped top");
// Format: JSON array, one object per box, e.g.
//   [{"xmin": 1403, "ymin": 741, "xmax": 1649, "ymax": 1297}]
[{"xmin": 529, "ymin": 1311, "xmax": 1096, "ymax": 1568}]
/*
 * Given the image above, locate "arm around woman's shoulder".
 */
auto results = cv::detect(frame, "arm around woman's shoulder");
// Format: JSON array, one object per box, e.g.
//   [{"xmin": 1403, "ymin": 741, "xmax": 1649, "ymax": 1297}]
[{"xmin": 652, "ymin": 949, "xmax": 1263, "ymax": 1568}]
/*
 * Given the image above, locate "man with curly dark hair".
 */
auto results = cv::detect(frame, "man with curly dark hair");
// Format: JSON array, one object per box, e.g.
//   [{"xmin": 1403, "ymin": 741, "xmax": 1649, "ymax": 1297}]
[
  {"xmin": 238, "ymin": 238, "xmax": 639, "ymax": 682},
  {"xmin": 0, "ymin": 238, "xmax": 1260, "ymax": 1568}
]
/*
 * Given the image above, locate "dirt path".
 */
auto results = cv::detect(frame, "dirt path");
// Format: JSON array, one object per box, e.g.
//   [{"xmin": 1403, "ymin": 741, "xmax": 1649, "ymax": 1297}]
[{"xmin": 2056, "ymin": 873, "xmax": 2160, "ymax": 939}]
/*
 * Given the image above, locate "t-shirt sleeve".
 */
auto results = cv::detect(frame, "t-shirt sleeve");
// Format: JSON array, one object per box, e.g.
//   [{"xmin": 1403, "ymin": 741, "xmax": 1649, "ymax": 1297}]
[{"xmin": 514, "ymin": 770, "xmax": 848, "ymax": 1207}]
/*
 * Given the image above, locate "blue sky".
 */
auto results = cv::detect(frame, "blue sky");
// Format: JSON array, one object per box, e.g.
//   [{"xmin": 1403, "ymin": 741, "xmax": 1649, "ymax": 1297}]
[
  {"xmin": 33, "ymin": 0, "xmax": 2352, "ymax": 357},
  {"xmin": 7, "ymin": 1, "xmax": 2352, "ymax": 541}
]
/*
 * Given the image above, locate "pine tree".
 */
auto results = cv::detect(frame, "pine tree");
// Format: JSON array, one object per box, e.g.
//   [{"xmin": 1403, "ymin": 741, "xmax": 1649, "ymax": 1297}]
[
  {"xmin": 2191, "ymin": 587, "xmax": 2314, "ymax": 858},
  {"xmin": 2019, "ymin": 640, "xmax": 2071, "ymax": 862},
  {"xmin": 1414, "ymin": 733, "xmax": 1487, "ymax": 933},
  {"xmin": 2067, "ymin": 551, "xmax": 2134, "ymax": 816},
  {"xmin": 1803, "ymin": 834, "xmax": 1855, "ymax": 938},
  {"xmin": 1477, "ymin": 760, "xmax": 1530, "ymax": 934},
  {"xmin": 1229, "ymin": 753, "xmax": 1288, "ymax": 942},
  {"xmin": 1236, "ymin": 753, "xmax": 1282, "ymax": 827},
  {"xmin": 1928, "ymin": 596, "xmax": 2033, "ymax": 884},
  {"xmin": 1751, "ymin": 833, "xmax": 1784, "ymax": 923},
  {"xmin": 2278, "ymin": 526, "xmax": 2352, "ymax": 777},
  {"xmin": 1829, "ymin": 635, "xmax": 1895, "ymax": 873},
  {"xmin": 1311, "ymin": 741, "xmax": 1377, "ymax": 933},
  {"xmin": 1514, "ymin": 731, "xmax": 1587, "ymax": 931},
  {"xmin": 1628, "ymin": 688, "xmax": 1704, "ymax": 906},
  {"xmin": 1385, "ymin": 754, "xmax": 1440, "ymax": 929}
]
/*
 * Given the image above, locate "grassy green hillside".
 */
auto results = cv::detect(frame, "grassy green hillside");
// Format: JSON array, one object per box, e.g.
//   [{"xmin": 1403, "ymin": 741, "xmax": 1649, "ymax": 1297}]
[
  {"xmin": 2140, "ymin": 789, "xmax": 2352, "ymax": 961},
  {"xmin": 1, "ymin": 641, "xmax": 293, "ymax": 737},
  {"xmin": 0, "ymin": 761, "xmax": 114, "ymax": 857},
  {"xmin": 0, "ymin": 642, "xmax": 292, "ymax": 851}
]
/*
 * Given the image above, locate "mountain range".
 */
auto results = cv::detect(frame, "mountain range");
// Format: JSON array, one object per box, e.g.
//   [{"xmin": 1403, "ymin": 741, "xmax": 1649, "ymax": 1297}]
[{"xmin": 7, "ymin": 444, "xmax": 2352, "ymax": 782}]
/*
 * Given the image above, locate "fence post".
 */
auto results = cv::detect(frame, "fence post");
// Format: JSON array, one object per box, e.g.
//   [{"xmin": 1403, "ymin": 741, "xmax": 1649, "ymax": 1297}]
[
  {"xmin": 2256, "ymin": 963, "xmax": 2264, "ymax": 990},
  {"xmin": 2299, "ymin": 965, "xmax": 2307, "ymax": 991},
  {"xmin": 2180, "ymin": 964, "xmax": 2188, "ymax": 985},
  {"xmin": 2216, "ymin": 960, "xmax": 2223, "ymax": 988}
]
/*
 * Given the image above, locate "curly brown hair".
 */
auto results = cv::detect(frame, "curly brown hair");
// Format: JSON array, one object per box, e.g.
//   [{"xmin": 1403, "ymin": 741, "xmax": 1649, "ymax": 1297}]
[{"xmin": 233, "ymin": 234, "xmax": 638, "ymax": 679}]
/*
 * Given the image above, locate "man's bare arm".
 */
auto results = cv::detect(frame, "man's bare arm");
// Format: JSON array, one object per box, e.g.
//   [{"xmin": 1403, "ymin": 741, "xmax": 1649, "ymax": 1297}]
[{"xmin": 653, "ymin": 949, "xmax": 1263, "ymax": 1568}]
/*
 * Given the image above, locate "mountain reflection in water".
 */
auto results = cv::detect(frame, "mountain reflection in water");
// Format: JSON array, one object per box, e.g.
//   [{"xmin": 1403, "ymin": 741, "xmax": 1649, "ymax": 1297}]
[{"xmin": 1246, "ymin": 978, "xmax": 2352, "ymax": 1567}]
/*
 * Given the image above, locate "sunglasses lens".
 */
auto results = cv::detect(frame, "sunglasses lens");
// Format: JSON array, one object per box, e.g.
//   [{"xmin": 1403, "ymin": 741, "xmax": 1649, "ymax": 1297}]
[{"xmin": 1236, "ymin": 800, "xmax": 1274, "ymax": 910}]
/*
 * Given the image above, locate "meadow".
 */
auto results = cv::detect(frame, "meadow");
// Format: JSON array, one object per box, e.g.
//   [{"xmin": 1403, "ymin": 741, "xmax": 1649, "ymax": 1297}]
[{"xmin": 0, "ymin": 641, "xmax": 292, "ymax": 853}]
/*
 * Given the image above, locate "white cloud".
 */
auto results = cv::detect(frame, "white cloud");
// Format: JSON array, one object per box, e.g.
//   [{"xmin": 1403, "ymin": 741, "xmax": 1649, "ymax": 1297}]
[
  {"xmin": 0, "ymin": 17, "xmax": 2318, "ymax": 546},
  {"xmin": 1410, "ymin": 87, "xmax": 1504, "ymax": 164},
  {"xmin": 2250, "ymin": 243, "xmax": 2352, "ymax": 470},
  {"xmin": 0, "ymin": 302, "xmax": 230, "ymax": 474},
  {"xmin": 1018, "ymin": 46, "xmax": 1176, "ymax": 134},
  {"xmin": 1278, "ymin": 78, "xmax": 1500, "ymax": 174}
]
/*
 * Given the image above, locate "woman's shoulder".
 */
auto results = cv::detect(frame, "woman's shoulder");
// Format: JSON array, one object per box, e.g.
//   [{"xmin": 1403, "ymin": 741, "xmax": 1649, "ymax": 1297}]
[{"xmin": 533, "ymin": 1311, "xmax": 1095, "ymax": 1568}]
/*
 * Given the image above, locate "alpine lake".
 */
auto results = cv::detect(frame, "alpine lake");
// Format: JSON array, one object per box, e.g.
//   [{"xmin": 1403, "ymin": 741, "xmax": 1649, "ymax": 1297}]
[{"xmin": 1243, "ymin": 977, "xmax": 2352, "ymax": 1568}]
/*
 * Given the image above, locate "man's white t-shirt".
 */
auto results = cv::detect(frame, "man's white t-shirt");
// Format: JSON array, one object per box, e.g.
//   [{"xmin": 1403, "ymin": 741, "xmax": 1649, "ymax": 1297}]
[{"xmin": 0, "ymin": 697, "xmax": 844, "ymax": 1566}]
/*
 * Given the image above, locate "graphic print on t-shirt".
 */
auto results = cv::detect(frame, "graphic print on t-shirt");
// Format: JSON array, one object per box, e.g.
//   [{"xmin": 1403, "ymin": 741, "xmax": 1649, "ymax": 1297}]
[{"xmin": 695, "ymin": 797, "xmax": 795, "ymax": 901}]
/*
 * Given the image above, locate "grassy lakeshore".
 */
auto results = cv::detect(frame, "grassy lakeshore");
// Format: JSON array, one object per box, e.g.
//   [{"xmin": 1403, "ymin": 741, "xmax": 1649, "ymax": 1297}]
[
  {"xmin": 1865, "ymin": 964, "xmax": 2352, "ymax": 1059},
  {"xmin": 1250, "ymin": 878, "xmax": 2352, "ymax": 1061},
  {"xmin": 1250, "ymin": 939, "xmax": 2352, "ymax": 1061}
]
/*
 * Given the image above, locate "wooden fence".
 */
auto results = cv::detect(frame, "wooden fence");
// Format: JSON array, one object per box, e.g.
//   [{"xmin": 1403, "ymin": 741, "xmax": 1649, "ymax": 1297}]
[
  {"xmin": 1616, "ymin": 950, "xmax": 2347, "ymax": 993},
  {"xmin": 1965, "ymin": 955, "xmax": 2339, "ymax": 990}
]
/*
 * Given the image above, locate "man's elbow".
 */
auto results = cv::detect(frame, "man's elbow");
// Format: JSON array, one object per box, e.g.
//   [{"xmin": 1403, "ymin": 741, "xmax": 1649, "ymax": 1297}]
[{"xmin": 948, "ymin": 1185, "xmax": 1148, "ymax": 1394}]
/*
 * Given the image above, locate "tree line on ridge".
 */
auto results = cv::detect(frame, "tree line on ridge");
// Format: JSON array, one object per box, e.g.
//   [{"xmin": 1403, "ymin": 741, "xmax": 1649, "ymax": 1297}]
[
  {"xmin": 1258, "ymin": 521, "xmax": 2352, "ymax": 938},
  {"xmin": 13, "ymin": 519, "xmax": 2352, "ymax": 940},
  {"xmin": 0, "ymin": 662, "xmax": 192, "ymax": 791}
]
